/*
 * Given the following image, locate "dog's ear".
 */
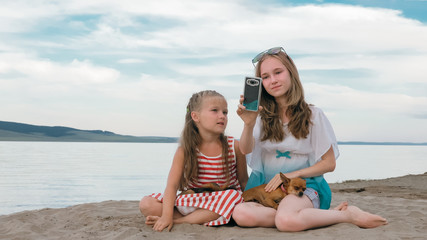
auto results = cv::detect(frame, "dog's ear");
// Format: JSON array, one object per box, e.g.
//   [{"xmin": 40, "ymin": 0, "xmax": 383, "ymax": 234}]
[{"xmin": 280, "ymin": 172, "xmax": 291, "ymax": 186}]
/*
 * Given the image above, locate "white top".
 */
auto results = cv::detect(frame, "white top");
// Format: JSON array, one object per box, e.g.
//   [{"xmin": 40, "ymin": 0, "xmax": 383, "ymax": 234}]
[{"xmin": 247, "ymin": 106, "xmax": 340, "ymax": 183}]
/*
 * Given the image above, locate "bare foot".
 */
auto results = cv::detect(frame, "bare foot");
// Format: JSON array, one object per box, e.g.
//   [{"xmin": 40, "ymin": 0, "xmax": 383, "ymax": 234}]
[
  {"xmin": 333, "ymin": 201, "xmax": 348, "ymax": 211},
  {"xmin": 346, "ymin": 206, "xmax": 388, "ymax": 228},
  {"xmin": 145, "ymin": 215, "xmax": 160, "ymax": 225}
]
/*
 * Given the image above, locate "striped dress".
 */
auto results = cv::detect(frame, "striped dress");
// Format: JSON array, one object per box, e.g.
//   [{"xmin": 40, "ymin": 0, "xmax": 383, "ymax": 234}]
[{"xmin": 150, "ymin": 136, "xmax": 243, "ymax": 226}]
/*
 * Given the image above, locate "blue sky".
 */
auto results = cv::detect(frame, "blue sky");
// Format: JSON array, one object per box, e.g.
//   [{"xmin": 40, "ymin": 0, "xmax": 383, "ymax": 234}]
[{"xmin": 0, "ymin": 0, "xmax": 426, "ymax": 142}]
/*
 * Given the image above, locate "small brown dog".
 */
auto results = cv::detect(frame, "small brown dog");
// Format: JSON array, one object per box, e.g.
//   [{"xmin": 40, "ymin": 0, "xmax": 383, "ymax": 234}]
[{"xmin": 242, "ymin": 173, "xmax": 306, "ymax": 209}]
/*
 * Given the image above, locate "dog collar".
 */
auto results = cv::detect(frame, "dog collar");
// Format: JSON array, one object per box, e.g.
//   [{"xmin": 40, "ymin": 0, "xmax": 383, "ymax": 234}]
[{"xmin": 280, "ymin": 184, "xmax": 287, "ymax": 194}]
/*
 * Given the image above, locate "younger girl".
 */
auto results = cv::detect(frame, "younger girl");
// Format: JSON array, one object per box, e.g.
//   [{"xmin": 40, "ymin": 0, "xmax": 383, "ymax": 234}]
[{"xmin": 139, "ymin": 90, "xmax": 248, "ymax": 232}]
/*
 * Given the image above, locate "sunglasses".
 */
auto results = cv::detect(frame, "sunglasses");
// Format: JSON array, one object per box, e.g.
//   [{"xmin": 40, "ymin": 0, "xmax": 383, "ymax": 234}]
[{"xmin": 252, "ymin": 47, "xmax": 286, "ymax": 66}]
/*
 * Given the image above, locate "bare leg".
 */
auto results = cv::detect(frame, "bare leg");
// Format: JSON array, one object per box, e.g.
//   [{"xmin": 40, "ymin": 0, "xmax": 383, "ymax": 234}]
[
  {"xmin": 232, "ymin": 199, "xmax": 352, "ymax": 230},
  {"xmin": 174, "ymin": 208, "xmax": 220, "ymax": 225},
  {"xmin": 139, "ymin": 196, "xmax": 183, "ymax": 225},
  {"xmin": 145, "ymin": 208, "xmax": 220, "ymax": 225},
  {"xmin": 232, "ymin": 202, "xmax": 276, "ymax": 227},
  {"xmin": 139, "ymin": 196, "xmax": 162, "ymax": 216},
  {"xmin": 275, "ymin": 195, "xmax": 387, "ymax": 232},
  {"xmin": 345, "ymin": 206, "xmax": 388, "ymax": 228}
]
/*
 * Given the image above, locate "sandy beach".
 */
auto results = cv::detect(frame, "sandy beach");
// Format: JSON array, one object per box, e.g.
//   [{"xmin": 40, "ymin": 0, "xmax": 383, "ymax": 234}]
[{"xmin": 1, "ymin": 173, "xmax": 426, "ymax": 240}]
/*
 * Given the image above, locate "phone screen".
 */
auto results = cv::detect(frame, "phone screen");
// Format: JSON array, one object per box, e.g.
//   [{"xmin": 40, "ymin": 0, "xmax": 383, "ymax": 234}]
[{"xmin": 243, "ymin": 77, "xmax": 262, "ymax": 111}]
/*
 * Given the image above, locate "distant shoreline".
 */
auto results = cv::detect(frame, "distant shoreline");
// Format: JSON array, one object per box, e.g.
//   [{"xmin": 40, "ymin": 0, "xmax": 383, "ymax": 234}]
[
  {"xmin": 1, "ymin": 120, "xmax": 426, "ymax": 145},
  {"xmin": 337, "ymin": 141, "xmax": 427, "ymax": 146},
  {"xmin": 1, "ymin": 139, "xmax": 426, "ymax": 146}
]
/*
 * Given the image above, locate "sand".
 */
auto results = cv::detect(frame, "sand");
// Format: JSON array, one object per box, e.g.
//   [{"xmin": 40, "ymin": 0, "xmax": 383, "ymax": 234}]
[{"xmin": 1, "ymin": 173, "xmax": 426, "ymax": 240}]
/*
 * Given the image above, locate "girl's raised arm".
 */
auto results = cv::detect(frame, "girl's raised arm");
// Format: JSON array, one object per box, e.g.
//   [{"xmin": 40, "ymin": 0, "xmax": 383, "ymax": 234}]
[
  {"xmin": 234, "ymin": 140, "xmax": 248, "ymax": 191},
  {"xmin": 236, "ymin": 95, "xmax": 260, "ymax": 154}
]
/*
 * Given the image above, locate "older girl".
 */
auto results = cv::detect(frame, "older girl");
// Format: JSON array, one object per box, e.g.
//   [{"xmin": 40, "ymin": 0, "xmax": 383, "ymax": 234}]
[{"xmin": 233, "ymin": 47, "xmax": 387, "ymax": 231}]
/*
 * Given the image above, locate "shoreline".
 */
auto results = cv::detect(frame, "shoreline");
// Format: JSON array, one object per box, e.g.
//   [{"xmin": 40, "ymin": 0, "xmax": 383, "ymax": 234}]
[{"xmin": 1, "ymin": 173, "xmax": 426, "ymax": 239}]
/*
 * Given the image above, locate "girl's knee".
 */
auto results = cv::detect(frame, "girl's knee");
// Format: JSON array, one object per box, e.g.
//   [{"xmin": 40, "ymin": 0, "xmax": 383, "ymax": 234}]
[
  {"xmin": 139, "ymin": 196, "xmax": 156, "ymax": 215},
  {"xmin": 232, "ymin": 204, "xmax": 257, "ymax": 227},
  {"xmin": 275, "ymin": 214, "xmax": 304, "ymax": 232}
]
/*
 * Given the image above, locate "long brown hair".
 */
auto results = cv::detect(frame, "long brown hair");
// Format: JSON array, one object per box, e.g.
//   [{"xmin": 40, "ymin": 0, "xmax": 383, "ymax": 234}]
[
  {"xmin": 255, "ymin": 51, "xmax": 312, "ymax": 142},
  {"xmin": 179, "ymin": 90, "xmax": 231, "ymax": 191}
]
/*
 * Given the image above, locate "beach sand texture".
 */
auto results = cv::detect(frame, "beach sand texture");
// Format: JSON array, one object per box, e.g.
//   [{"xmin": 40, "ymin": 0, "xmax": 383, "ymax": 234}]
[{"xmin": 1, "ymin": 173, "xmax": 426, "ymax": 240}]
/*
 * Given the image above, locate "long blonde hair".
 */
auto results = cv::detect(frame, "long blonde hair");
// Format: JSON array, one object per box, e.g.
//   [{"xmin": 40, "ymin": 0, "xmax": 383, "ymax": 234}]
[
  {"xmin": 255, "ymin": 51, "xmax": 312, "ymax": 142},
  {"xmin": 179, "ymin": 90, "xmax": 230, "ymax": 190}
]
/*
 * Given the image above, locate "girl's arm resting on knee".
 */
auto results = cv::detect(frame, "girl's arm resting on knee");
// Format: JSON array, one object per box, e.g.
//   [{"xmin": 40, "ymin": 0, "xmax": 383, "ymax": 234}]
[
  {"xmin": 288, "ymin": 146, "xmax": 336, "ymax": 178},
  {"xmin": 265, "ymin": 146, "xmax": 336, "ymax": 192},
  {"xmin": 234, "ymin": 140, "xmax": 248, "ymax": 191},
  {"xmin": 153, "ymin": 147, "xmax": 185, "ymax": 231}
]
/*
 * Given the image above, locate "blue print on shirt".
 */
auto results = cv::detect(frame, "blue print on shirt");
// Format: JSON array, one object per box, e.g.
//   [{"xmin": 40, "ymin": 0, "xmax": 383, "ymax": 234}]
[{"xmin": 276, "ymin": 150, "xmax": 291, "ymax": 159}]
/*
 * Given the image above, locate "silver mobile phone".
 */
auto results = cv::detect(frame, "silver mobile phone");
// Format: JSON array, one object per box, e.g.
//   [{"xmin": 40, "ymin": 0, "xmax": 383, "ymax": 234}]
[{"xmin": 243, "ymin": 76, "xmax": 262, "ymax": 111}]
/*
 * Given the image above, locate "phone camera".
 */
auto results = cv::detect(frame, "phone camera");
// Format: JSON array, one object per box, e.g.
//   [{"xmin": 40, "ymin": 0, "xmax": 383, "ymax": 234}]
[{"xmin": 246, "ymin": 78, "xmax": 259, "ymax": 86}]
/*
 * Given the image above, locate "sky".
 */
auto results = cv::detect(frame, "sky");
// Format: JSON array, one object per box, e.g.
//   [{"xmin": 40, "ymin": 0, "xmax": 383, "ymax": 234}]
[{"xmin": 0, "ymin": 0, "xmax": 426, "ymax": 143}]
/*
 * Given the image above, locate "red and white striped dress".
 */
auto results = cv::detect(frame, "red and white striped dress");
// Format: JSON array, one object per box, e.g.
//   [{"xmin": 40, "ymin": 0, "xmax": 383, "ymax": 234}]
[{"xmin": 150, "ymin": 136, "xmax": 243, "ymax": 226}]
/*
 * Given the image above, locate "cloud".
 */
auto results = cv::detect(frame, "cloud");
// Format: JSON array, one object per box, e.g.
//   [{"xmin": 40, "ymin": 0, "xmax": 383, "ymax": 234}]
[
  {"xmin": 99, "ymin": 73, "xmax": 203, "ymax": 102},
  {"xmin": 305, "ymin": 83, "xmax": 427, "ymax": 118},
  {"xmin": 5, "ymin": 2, "xmax": 427, "ymax": 58},
  {"xmin": 117, "ymin": 58, "xmax": 146, "ymax": 64},
  {"xmin": 169, "ymin": 61, "xmax": 251, "ymax": 78},
  {"xmin": 0, "ymin": 1, "xmax": 426, "ymax": 141},
  {"xmin": 0, "ymin": 53, "xmax": 119, "ymax": 85}
]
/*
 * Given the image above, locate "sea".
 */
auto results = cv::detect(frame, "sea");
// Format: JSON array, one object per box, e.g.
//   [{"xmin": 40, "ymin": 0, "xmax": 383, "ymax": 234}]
[{"xmin": 0, "ymin": 141, "xmax": 426, "ymax": 216}]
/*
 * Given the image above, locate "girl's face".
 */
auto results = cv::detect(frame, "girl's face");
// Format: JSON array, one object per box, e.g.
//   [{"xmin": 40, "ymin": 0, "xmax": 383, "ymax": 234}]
[
  {"xmin": 193, "ymin": 96, "xmax": 228, "ymax": 135},
  {"xmin": 260, "ymin": 56, "xmax": 292, "ymax": 99}
]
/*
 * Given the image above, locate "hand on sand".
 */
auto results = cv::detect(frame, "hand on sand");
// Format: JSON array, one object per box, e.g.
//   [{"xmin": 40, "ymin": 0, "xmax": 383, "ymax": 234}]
[{"xmin": 145, "ymin": 215, "xmax": 173, "ymax": 232}]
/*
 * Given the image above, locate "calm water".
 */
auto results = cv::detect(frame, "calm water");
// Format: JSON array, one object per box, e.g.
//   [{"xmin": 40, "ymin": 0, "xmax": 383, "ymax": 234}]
[{"xmin": 0, "ymin": 142, "xmax": 426, "ymax": 215}]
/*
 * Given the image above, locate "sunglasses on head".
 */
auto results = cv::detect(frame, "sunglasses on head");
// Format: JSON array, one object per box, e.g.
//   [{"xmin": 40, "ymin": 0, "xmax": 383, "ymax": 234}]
[{"xmin": 252, "ymin": 47, "xmax": 286, "ymax": 66}]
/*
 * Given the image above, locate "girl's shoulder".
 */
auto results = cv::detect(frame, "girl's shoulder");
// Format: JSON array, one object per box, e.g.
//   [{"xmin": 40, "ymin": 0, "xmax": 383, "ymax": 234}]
[
  {"xmin": 225, "ymin": 135, "xmax": 235, "ymax": 141},
  {"xmin": 309, "ymin": 105, "xmax": 321, "ymax": 114},
  {"xmin": 175, "ymin": 145, "xmax": 187, "ymax": 156},
  {"xmin": 224, "ymin": 135, "xmax": 237, "ymax": 147},
  {"xmin": 309, "ymin": 105, "xmax": 327, "ymax": 121}
]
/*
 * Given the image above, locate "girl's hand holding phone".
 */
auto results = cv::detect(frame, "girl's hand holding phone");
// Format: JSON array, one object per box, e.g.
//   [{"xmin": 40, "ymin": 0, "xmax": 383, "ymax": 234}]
[{"xmin": 237, "ymin": 94, "xmax": 262, "ymax": 128}]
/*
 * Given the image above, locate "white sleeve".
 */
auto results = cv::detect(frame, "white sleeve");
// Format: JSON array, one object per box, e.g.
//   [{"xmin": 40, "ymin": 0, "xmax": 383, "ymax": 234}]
[{"xmin": 309, "ymin": 107, "xmax": 340, "ymax": 165}]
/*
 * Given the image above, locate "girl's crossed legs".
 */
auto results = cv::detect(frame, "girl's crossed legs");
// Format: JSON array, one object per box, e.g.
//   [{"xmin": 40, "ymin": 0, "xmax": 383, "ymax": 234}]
[
  {"xmin": 233, "ymin": 195, "xmax": 387, "ymax": 231},
  {"xmin": 139, "ymin": 196, "xmax": 220, "ymax": 226}
]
